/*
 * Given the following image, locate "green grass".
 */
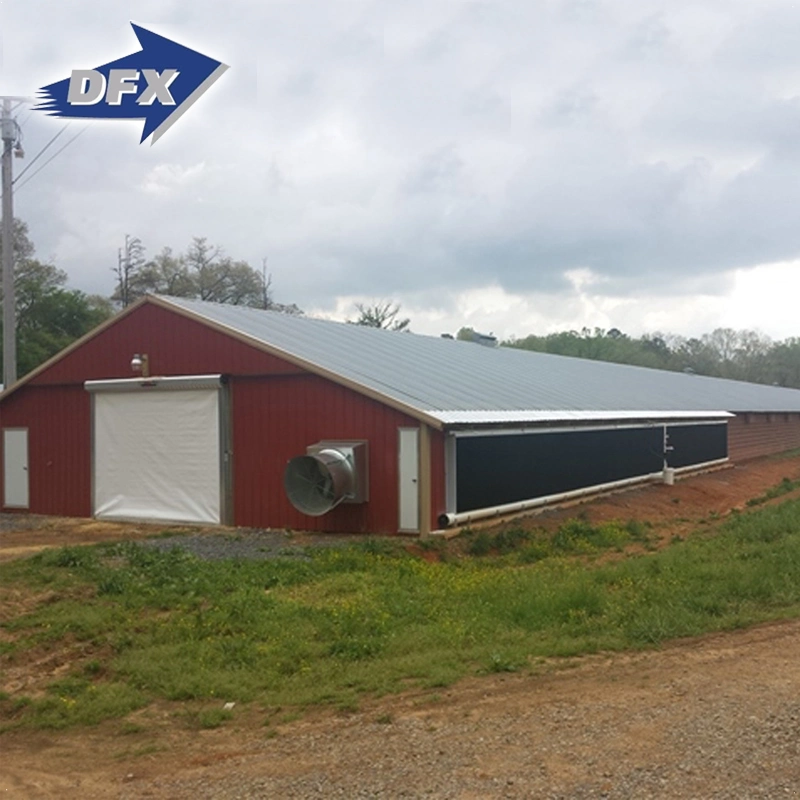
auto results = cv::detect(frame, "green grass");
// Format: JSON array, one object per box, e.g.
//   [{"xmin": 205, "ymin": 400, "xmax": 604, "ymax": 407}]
[
  {"xmin": 746, "ymin": 476, "xmax": 800, "ymax": 507},
  {"xmin": 465, "ymin": 517, "xmax": 652, "ymax": 559},
  {"xmin": 4, "ymin": 499, "xmax": 800, "ymax": 730},
  {"xmin": 771, "ymin": 447, "xmax": 800, "ymax": 461}
]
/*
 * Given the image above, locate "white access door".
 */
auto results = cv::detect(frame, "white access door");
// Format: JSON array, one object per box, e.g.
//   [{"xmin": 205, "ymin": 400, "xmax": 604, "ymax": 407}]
[
  {"xmin": 3, "ymin": 429, "xmax": 29, "ymax": 509},
  {"xmin": 92, "ymin": 383, "xmax": 222, "ymax": 524},
  {"xmin": 398, "ymin": 428, "xmax": 419, "ymax": 532}
]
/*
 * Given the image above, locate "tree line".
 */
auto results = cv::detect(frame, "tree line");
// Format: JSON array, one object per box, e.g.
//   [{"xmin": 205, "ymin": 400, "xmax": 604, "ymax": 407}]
[
  {"xmin": 2, "ymin": 220, "xmax": 112, "ymax": 378},
  {"xmin": 3, "ymin": 218, "xmax": 800, "ymax": 390},
  {"xmin": 500, "ymin": 326, "xmax": 800, "ymax": 389},
  {"xmin": 0, "ymin": 223, "xmax": 308, "ymax": 380}
]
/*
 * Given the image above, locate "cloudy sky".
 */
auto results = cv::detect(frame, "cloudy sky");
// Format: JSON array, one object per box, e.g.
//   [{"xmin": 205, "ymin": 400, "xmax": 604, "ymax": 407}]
[{"xmin": 2, "ymin": 0, "xmax": 800, "ymax": 340}]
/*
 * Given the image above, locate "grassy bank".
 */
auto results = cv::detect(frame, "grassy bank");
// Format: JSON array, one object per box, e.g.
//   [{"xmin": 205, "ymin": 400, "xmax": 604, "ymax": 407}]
[{"xmin": 3, "ymin": 497, "xmax": 800, "ymax": 730}]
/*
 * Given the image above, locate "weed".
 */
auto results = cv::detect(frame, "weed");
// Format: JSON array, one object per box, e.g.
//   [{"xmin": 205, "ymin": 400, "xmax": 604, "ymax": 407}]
[
  {"xmin": 39, "ymin": 547, "xmax": 98, "ymax": 570},
  {"xmin": 3, "ymin": 682, "xmax": 147, "ymax": 730},
  {"xmin": 336, "ymin": 696, "xmax": 360, "ymax": 714},
  {"xmin": 624, "ymin": 519, "xmax": 652, "ymax": 542},
  {"xmin": 98, "ymin": 572, "xmax": 128, "ymax": 595},
  {"xmin": 416, "ymin": 537, "xmax": 449, "ymax": 558},
  {"xmin": 357, "ymin": 538, "xmax": 397, "ymax": 556},
  {"xmin": 466, "ymin": 527, "xmax": 531, "ymax": 556},
  {"xmin": 519, "ymin": 540, "xmax": 553, "ymax": 563},
  {"xmin": 194, "ymin": 707, "xmax": 234, "ymax": 729},
  {"xmin": 467, "ymin": 531, "xmax": 493, "ymax": 556},
  {"xmin": 329, "ymin": 637, "xmax": 384, "ymax": 660},
  {"xmin": 114, "ymin": 742, "xmax": 166, "ymax": 758},
  {"xmin": 746, "ymin": 477, "xmax": 800, "ymax": 507},
  {"xmin": 119, "ymin": 721, "xmax": 144, "ymax": 735},
  {"xmin": 152, "ymin": 530, "xmax": 190, "ymax": 539},
  {"xmin": 487, "ymin": 653, "xmax": 519, "ymax": 673},
  {"xmin": 550, "ymin": 518, "xmax": 635, "ymax": 554},
  {"xmin": 500, "ymin": 528, "xmax": 532, "ymax": 552}
]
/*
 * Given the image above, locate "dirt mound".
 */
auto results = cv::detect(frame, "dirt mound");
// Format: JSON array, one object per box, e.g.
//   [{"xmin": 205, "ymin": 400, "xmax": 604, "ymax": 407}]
[{"xmin": 476, "ymin": 452, "xmax": 800, "ymax": 546}]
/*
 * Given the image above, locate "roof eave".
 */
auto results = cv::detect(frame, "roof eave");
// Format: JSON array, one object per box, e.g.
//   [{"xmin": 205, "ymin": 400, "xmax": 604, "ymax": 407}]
[{"xmin": 435, "ymin": 409, "xmax": 734, "ymax": 431}]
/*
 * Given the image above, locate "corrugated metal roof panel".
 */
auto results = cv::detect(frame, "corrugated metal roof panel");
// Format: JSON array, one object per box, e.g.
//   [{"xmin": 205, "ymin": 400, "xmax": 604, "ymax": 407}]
[{"xmin": 157, "ymin": 296, "xmax": 800, "ymax": 419}]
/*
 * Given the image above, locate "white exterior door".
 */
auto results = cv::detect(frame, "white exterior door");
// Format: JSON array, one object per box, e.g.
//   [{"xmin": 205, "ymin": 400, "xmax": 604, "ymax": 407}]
[
  {"xmin": 398, "ymin": 427, "xmax": 419, "ymax": 532},
  {"xmin": 92, "ymin": 385, "xmax": 222, "ymax": 524},
  {"xmin": 3, "ymin": 429, "xmax": 29, "ymax": 509}
]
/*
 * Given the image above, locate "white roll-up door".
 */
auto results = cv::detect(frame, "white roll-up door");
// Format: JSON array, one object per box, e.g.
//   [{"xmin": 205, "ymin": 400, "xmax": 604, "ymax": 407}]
[{"xmin": 88, "ymin": 376, "xmax": 224, "ymax": 524}]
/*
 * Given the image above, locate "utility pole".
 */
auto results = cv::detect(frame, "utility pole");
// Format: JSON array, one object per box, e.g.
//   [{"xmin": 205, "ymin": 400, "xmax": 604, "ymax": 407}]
[{"xmin": 1, "ymin": 97, "xmax": 28, "ymax": 389}]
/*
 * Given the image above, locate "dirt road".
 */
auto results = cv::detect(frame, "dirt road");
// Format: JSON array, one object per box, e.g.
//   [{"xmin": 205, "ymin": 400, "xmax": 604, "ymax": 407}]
[{"xmin": 2, "ymin": 619, "xmax": 799, "ymax": 798}]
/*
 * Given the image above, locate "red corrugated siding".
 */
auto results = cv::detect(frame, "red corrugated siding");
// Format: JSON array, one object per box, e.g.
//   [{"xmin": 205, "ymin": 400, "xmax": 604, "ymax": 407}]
[
  {"xmin": 0, "ymin": 302, "xmax": 437, "ymax": 533},
  {"xmin": 231, "ymin": 375, "xmax": 422, "ymax": 533},
  {"xmin": 30, "ymin": 302, "xmax": 297, "ymax": 384},
  {"xmin": 728, "ymin": 413, "xmax": 800, "ymax": 461},
  {"xmin": 429, "ymin": 429, "xmax": 446, "ymax": 529},
  {"xmin": 1, "ymin": 385, "xmax": 91, "ymax": 516}
]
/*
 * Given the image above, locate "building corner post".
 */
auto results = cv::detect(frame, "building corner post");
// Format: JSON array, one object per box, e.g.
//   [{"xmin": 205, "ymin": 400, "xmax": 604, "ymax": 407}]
[{"xmin": 419, "ymin": 423, "xmax": 432, "ymax": 538}]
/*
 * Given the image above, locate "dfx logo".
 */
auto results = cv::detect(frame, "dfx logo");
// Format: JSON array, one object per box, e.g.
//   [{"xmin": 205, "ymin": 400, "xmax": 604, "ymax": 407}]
[{"xmin": 35, "ymin": 24, "xmax": 228, "ymax": 145}]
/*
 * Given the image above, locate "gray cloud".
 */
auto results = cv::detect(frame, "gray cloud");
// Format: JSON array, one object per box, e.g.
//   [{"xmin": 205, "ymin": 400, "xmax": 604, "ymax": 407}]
[{"xmin": 6, "ymin": 0, "xmax": 800, "ymax": 330}]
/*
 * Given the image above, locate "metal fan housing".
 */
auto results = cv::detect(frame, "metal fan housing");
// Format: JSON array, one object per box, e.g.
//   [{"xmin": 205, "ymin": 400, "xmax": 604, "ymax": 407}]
[{"xmin": 284, "ymin": 441, "xmax": 368, "ymax": 516}]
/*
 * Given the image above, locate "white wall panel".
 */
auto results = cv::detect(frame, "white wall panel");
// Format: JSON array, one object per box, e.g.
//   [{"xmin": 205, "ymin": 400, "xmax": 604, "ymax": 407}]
[
  {"xmin": 398, "ymin": 427, "xmax": 419, "ymax": 532},
  {"xmin": 3, "ymin": 429, "xmax": 29, "ymax": 509}
]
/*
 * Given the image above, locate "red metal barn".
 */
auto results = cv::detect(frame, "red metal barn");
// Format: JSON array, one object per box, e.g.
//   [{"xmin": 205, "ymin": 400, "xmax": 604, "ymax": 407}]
[{"xmin": 1, "ymin": 295, "xmax": 800, "ymax": 535}]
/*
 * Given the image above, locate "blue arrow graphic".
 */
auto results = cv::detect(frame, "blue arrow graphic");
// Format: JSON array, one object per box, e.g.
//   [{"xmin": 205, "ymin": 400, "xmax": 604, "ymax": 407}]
[{"xmin": 35, "ymin": 24, "xmax": 229, "ymax": 144}]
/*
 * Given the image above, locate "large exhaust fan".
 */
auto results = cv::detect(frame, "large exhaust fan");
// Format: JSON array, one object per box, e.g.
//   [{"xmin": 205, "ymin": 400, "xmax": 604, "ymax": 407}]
[{"xmin": 284, "ymin": 441, "xmax": 368, "ymax": 516}]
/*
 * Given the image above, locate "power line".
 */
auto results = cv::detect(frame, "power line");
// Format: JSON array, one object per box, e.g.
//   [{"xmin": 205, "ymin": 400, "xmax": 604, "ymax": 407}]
[
  {"xmin": 12, "ymin": 123, "xmax": 70, "ymax": 185},
  {"xmin": 14, "ymin": 125, "xmax": 89, "ymax": 192},
  {"xmin": 16, "ymin": 110, "xmax": 33, "ymax": 129}
]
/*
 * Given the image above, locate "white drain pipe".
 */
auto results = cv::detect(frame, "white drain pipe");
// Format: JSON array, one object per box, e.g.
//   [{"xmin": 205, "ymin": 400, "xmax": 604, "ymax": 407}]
[{"xmin": 437, "ymin": 458, "xmax": 729, "ymax": 529}]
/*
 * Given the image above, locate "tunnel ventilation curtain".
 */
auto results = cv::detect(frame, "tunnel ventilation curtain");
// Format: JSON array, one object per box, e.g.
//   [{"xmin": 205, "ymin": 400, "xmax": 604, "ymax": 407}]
[{"xmin": 93, "ymin": 388, "xmax": 220, "ymax": 524}]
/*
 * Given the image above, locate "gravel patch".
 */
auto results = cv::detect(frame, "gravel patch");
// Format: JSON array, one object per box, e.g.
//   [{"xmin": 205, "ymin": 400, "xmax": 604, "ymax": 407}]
[
  {"xmin": 139, "ymin": 529, "xmax": 372, "ymax": 561},
  {"xmin": 0, "ymin": 513, "xmax": 57, "ymax": 533}
]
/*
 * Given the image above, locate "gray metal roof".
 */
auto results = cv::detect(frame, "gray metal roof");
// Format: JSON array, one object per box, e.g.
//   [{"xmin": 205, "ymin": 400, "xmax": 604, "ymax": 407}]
[{"xmin": 158, "ymin": 296, "xmax": 800, "ymax": 424}]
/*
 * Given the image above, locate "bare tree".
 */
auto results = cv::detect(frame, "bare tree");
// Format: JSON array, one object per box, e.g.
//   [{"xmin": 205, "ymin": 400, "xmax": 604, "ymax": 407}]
[
  {"xmin": 351, "ymin": 301, "xmax": 410, "ymax": 331},
  {"xmin": 112, "ymin": 235, "xmax": 146, "ymax": 307},
  {"xmin": 112, "ymin": 237, "xmax": 302, "ymax": 313}
]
